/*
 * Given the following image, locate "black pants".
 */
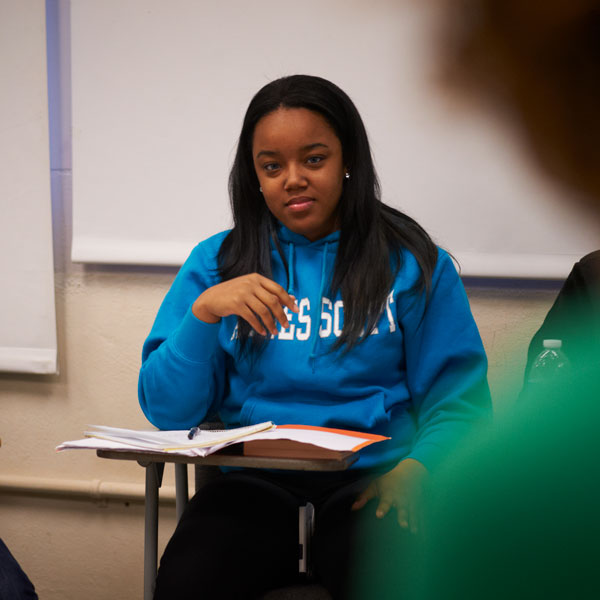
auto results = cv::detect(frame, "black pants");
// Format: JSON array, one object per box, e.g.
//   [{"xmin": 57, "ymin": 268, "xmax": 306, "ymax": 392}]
[
  {"xmin": 0, "ymin": 539, "xmax": 38, "ymax": 600},
  {"xmin": 154, "ymin": 470, "xmax": 413, "ymax": 600}
]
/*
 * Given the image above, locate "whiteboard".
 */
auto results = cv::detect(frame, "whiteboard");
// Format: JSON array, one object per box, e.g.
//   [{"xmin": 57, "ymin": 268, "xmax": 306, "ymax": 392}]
[
  {"xmin": 70, "ymin": 0, "xmax": 600, "ymax": 278},
  {"xmin": 0, "ymin": 1, "xmax": 57, "ymax": 374}
]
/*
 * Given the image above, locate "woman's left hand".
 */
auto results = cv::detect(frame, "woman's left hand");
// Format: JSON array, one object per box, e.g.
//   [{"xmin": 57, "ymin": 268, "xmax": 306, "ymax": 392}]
[{"xmin": 351, "ymin": 458, "xmax": 428, "ymax": 533}]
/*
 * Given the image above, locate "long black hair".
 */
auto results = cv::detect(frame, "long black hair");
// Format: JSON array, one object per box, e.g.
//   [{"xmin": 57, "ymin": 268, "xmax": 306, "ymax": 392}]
[{"xmin": 219, "ymin": 74, "xmax": 438, "ymax": 355}]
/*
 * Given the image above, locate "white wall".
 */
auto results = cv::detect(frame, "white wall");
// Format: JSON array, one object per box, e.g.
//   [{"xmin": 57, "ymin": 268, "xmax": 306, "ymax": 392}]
[{"xmin": 69, "ymin": 0, "xmax": 599, "ymax": 277}]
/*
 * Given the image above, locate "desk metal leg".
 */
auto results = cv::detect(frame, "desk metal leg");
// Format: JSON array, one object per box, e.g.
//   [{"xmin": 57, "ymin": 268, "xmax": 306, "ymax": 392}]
[
  {"xmin": 174, "ymin": 463, "xmax": 189, "ymax": 521},
  {"xmin": 142, "ymin": 462, "xmax": 164, "ymax": 600}
]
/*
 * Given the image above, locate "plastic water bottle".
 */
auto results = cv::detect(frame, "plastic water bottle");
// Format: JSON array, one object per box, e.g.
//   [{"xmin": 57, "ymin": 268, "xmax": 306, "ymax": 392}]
[{"xmin": 528, "ymin": 340, "xmax": 570, "ymax": 383}]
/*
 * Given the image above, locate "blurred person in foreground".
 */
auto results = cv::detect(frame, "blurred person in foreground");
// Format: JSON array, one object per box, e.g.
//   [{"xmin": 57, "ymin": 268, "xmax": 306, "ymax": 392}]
[{"xmin": 403, "ymin": 2, "xmax": 600, "ymax": 599}]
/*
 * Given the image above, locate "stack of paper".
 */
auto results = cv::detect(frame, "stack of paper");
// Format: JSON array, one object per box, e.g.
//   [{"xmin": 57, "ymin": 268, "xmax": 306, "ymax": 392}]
[
  {"xmin": 56, "ymin": 423, "xmax": 389, "ymax": 459},
  {"xmin": 56, "ymin": 422, "xmax": 275, "ymax": 457}
]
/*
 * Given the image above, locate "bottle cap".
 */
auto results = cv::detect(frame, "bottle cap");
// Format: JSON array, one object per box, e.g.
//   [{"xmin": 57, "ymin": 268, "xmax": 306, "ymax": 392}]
[{"xmin": 543, "ymin": 339, "xmax": 562, "ymax": 349}]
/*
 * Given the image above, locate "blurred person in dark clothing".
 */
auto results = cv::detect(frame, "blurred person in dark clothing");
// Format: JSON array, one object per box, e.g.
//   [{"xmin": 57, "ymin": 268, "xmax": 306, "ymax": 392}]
[{"xmin": 521, "ymin": 250, "xmax": 600, "ymax": 393}]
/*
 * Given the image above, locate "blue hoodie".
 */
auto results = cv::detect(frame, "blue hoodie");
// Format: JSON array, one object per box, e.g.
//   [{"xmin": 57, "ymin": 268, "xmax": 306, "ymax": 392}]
[{"xmin": 139, "ymin": 225, "xmax": 490, "ymax": 472}]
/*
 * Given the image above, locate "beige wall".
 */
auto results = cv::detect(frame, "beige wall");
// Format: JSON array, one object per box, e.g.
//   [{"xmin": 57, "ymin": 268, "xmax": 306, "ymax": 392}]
[{"xmin": 0, "ymin": 194, "xmax": 560, "ymax": 597}]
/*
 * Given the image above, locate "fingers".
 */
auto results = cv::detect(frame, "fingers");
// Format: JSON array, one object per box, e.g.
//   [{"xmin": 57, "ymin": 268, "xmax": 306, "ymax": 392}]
[
  {"xmin": 351, "ymin": 482, "xmax": 376, "ymax": 511},
  {"xmin": 237, "ymin": 305, "xmax": 271, "ymax": 337},
  {"xmin": 395, "ymin": 496, "xmax": 421, "ymax": 533},
  {"xmin": 193, "ymin": 274, "xmax": 299, "ymax": 336},
  {"xmin": 352, "ymin": 479, "xmax": 419, "ymax": 533},
  {"xmin": 408, "ymin": 493, "xmax": 421, "ymax": 534},
  {"xmin": 396, "ymin": 507, "xmax": 409, "ymax": 530},
  {"xmin": 253, "ymin": 288, "xmax": 291, "ymax": 335},
  {"xmin": 246, "ymin": 275, "xmax": 298, "ymax": 336},
  {"xmin": 376, "ymin": 491, "xmax": 393, "ymax": 519},
  {"xmin": 381, "ymin": 495, "xmax": 417, "ymax": 532},
  {"xmin": 259, "ymin": 276, "xmax": 299, "ymax": 315},
  {"xmin": 283, "ymin": 294, "xmax": 297, "ymax": 311}
]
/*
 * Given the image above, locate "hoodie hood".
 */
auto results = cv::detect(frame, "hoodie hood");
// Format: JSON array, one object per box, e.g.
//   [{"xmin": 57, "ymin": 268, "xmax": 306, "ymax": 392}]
[{"xmin": 275, "ymin": 223, "xmax": 341, "ymax": 248}]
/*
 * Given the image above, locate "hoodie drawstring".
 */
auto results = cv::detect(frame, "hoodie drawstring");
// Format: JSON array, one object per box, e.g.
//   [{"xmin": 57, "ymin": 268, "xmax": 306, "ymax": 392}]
[
  {"xmin": 308, "ymin": 242, "xmax": 329, "ymax": 370},
  {"xmin": 287, "ymin": 243, "xmax": 295, "ymax": 296}
]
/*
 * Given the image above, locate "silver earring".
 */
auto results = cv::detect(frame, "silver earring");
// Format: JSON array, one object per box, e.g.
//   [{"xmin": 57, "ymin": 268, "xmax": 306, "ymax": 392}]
[
  {"xmin": 259, "ymin": 186, "xmax": 263, "ymax": 193},
  {"xmin": 345, "ymin": 172, "xmax": 350, "ymax": 180}
]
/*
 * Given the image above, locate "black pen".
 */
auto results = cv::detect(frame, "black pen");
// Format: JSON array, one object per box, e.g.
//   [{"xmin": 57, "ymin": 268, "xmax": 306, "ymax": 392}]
[{"xmin": 187, "ymin": 426, "xmax": 200, "ymax": 440}]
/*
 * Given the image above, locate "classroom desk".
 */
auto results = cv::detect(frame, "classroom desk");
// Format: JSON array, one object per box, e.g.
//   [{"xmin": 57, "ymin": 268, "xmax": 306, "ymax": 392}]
[{"xmin": 97, "ymin": 446, "xmax": 358, "ymax": 600}]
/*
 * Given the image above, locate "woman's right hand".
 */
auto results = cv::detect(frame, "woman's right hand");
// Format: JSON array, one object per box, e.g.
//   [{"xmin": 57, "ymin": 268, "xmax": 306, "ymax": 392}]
[{"xmin": 192, "ymin": 274, "xmax": 299, "ymax": 336}]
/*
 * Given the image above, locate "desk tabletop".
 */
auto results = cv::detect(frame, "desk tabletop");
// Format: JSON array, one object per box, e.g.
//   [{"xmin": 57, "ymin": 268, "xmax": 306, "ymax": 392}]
[{"xmin": 97, "ymin": 445, "xmax": 358, "ymax": 471}]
